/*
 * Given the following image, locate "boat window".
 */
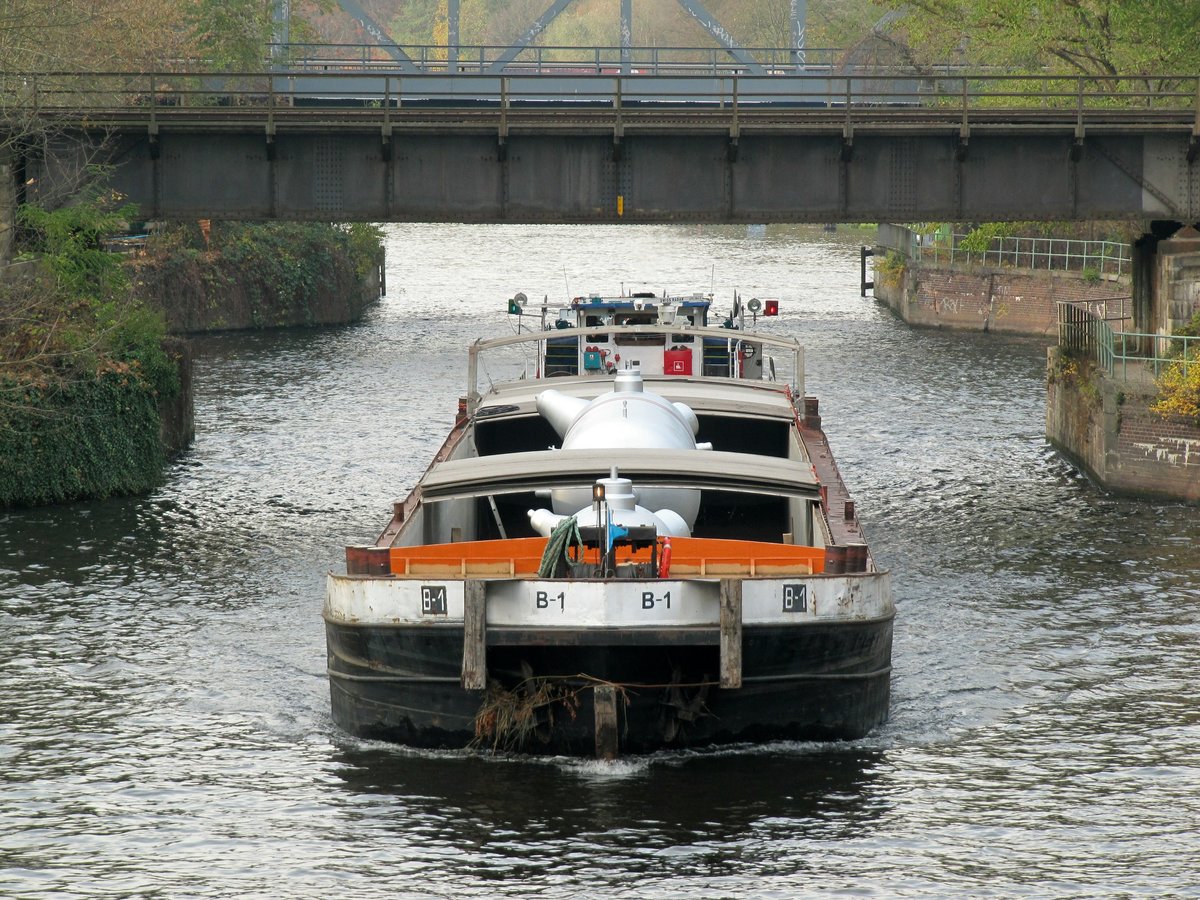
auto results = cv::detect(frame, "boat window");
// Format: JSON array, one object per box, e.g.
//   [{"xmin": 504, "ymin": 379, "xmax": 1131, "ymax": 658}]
[
  {"xmin": 613, "ymin": 312, "xmax": 656, "ymax": 326},
  {"xmin": 584, "ymin": 314, "xmax": 610, "ymax": 342},
  {"xmin": 613, "ymin": 311, "xmax": 664, "ymax": 345}
]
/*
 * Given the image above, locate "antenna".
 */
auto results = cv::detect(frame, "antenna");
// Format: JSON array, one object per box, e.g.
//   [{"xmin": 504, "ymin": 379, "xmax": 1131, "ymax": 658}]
[
  {"xmin": 710, "ymin": 263, "xmax": 715, "ymax": 295},
  {"xmin": 563, "ymin": 267, "xmax": 571, "ymax": 299}
]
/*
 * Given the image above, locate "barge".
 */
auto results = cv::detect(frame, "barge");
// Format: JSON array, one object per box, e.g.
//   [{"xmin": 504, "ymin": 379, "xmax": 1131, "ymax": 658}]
[{"xmin": 324, "ymin": 290, "xmax": 892, "ymax": 757}]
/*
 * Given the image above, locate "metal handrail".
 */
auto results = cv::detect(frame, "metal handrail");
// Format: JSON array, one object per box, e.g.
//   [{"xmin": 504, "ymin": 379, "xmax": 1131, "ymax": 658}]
[
  {"xmin": 1057, "ymin": 301, "xmax": 1197, "ymax": 379},
  {"xmin": 466, "ymin": 323, "xmax": 804, "ymax": 412},
  {"xmin": 922, "ymin": 234, "xmax": 1131, "ymax": 275}
]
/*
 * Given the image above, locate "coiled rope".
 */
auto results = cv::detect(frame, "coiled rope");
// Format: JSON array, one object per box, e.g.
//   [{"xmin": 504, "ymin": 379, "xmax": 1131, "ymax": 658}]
[{"xmin": 537, "ymin": 516, "xmax": 584, "ymax": 578}]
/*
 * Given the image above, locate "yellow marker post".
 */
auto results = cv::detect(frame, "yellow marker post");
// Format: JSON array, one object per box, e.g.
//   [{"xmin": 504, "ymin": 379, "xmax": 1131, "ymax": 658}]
[{"xmin": 617, "ymin": 195, "xmax": 624, "ymax": 217}]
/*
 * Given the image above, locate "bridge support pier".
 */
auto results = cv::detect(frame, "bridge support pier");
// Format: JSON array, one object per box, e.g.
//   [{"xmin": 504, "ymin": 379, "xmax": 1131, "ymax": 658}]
[{"xmin": 1130, "ymin": 220, "xmax": 1200, "ymax": 351}]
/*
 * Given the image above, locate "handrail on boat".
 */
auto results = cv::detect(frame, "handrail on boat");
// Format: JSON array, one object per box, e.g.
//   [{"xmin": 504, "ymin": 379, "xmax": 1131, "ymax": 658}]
[{"xmin": 466, "ymin": 324, "xmax": 805, "ymax": 413}]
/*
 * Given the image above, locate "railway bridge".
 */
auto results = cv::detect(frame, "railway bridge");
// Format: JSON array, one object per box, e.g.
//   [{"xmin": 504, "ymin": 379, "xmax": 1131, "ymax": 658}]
[{"xmin": 9, "ymin": 71, "xmax": 1200, "ymax": 226}]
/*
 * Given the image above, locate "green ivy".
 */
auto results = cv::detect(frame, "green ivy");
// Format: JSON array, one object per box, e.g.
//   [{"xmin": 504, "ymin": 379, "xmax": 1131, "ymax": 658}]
[
  {"xmin": 0, "ymin": 370, "xmax": 164, "ymax": 507},
  {"xmin": 3, "ymin": 189, "xmax": 178, "ymax": 508}
]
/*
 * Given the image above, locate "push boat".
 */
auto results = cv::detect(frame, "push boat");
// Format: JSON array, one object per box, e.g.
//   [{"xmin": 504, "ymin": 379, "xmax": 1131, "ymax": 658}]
[{"xmin": 324, "ymin": 290, "xmax": 893, "ymax": 757}]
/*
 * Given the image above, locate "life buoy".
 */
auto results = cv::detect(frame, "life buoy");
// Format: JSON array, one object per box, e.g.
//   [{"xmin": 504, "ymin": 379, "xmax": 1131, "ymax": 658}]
[
  {"xmin": 658, "ymin": 537, "xmax": 672, "ymax": 578},
  {"xmin": 740, "ymin": 343, "xmax": 757, "ymax": 360}
]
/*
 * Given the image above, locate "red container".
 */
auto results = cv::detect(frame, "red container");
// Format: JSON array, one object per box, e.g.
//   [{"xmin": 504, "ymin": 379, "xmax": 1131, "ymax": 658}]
[{"xmin": 664, "ymin": 348, "xmax": 692, "ymax": 375}]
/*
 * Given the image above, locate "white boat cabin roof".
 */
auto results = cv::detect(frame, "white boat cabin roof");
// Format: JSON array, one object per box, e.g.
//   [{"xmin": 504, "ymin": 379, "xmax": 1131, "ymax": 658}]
[{"xmin": 419, "ymin": 448, "xmax": 820, "ymax": 502}]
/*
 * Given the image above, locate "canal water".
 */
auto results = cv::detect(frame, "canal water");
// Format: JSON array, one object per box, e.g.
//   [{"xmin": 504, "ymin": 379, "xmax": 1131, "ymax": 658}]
[{"xmin": 2, "ymin": 225, "xmax": 1198, "ymax": 898}]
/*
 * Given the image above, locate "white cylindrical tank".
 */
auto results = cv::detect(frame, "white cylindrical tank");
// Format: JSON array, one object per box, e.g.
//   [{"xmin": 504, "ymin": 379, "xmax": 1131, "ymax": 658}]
[
  {"xmin": 538, "ymin": 367, "xmax": 697, "ymax": 452},
  {"xmin": 535, "ymin": 368, "xmax": 701, "ymax": 524}
]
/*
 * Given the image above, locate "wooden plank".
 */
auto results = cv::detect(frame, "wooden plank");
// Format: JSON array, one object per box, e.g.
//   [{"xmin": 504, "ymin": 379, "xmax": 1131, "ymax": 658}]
[
  {"xmin": 593, "ymin": 684, "xmax": 619, "ymax": 760},
  {"xmin": 719, "ymin": 578, "xmax": 743, "ymax": 689},
  {"xmin": 461, "ymin": 580, "xmax": 487, "ymax": 690}
]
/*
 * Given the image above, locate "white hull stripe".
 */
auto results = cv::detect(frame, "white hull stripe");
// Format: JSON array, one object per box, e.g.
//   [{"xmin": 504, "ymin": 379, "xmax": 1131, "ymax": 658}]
[{"xmin": 324, "ymin": 572, "xmax": 892, "ymax": 627}]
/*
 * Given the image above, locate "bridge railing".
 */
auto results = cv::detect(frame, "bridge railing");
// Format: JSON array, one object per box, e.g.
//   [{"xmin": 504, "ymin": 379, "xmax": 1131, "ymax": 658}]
[
  {"xmin": 1057, "ymin": 301, "xmax": 1196, "ymax": 380},
  {"xmin": 6, "ymin": 69, "xmax": 1200, "ymax": 118}
]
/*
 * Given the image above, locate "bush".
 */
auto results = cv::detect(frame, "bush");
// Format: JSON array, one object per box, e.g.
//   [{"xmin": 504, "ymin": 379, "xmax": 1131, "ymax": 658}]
[
  {"xmin": 875, "ymin": 250, "xmax": 907, "ymax": 288},
  {"xmin": 1151, "ymin": 351, "xmax": 1200, "ymax": 424},
  {"xmin": 958, "ymin": 222, "xmax": 1014, "ymax": 253},
  {"xmin": 342, "ymin": 223, "xmax": 386, "ymax": 280}
]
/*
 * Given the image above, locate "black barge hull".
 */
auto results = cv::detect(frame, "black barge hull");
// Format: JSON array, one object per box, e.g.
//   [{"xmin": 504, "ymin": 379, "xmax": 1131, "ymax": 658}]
[{"xmin": 326, "ymin": 616, "xmax": 893, "ymax": 755}]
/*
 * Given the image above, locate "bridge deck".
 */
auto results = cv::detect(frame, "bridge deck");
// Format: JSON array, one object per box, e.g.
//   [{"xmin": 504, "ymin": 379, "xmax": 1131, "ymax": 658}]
[{"xmin": 14, "ymin": 71, "xmax": 1200, "ymax": 223}]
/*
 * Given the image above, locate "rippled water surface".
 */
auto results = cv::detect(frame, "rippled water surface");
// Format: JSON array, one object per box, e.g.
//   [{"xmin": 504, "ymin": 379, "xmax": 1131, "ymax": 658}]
[{"xmin": 3, "ymin": 225, "xmax": 1198, "ymax": 898}]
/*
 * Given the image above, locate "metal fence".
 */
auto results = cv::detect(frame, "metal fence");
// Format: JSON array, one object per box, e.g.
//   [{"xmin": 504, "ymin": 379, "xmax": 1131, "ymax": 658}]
[
  {"xmin": 921, "ymin": 234, "xmax": 1131, "ymax": 275},
  {"xmin": 1057, "ymin": 300, "xmax": 1196, "ymax": 379}
]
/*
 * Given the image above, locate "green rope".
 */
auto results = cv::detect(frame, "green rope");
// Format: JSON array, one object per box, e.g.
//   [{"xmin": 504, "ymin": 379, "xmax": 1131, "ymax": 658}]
[{"xmin": 537, "ymin": 516, "xmax": 584, "ymax": 578}]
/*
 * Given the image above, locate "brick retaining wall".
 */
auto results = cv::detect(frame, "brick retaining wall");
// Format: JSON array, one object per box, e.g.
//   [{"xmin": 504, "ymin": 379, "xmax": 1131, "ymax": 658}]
[
  {"xmin": 875, "ymin": 258, "xmax": 1128, "ymax": 337},
  {"xmin": 1046, "ymin": 348, "xmax": 1200, "ymax": 502}
]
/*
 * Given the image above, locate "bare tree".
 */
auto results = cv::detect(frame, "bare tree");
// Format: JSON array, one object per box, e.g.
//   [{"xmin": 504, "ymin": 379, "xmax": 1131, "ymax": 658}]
[{"xmin": 0, "ymin": 0, "xmax": 190, "ymax": 262}]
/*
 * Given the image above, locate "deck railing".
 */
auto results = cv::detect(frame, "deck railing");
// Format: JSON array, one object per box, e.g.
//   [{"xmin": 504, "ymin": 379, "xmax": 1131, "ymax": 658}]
[
  {"xmin": 466, "ymin": 323, "xmax": 804, "ymax": 413},
  {"xmin": 1057, "ymin": 300, "xmax": 1197, "ymax": 379}
]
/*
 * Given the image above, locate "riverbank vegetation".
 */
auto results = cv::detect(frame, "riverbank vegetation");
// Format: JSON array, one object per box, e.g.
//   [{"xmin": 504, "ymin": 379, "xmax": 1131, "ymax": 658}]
[
  {"xmin": 1151, "ymin": 313, "xmax": 1200, "ymax": 425},
  {"xmin": 0, "ymin": 192, "xmax": 179, "ymax": 507},
  {"xmin": 1, "ymin": 204, "xmax": 385, "ymax": 507},
  {"xmin": 2, "ymin": 200, "xmax": 387, "ymax": 492}
]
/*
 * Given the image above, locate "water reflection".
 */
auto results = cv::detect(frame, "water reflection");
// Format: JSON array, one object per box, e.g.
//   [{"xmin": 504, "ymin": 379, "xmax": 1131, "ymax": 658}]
[{"xmin": 332, "ymin": 746, "xmax": 889, "ymax": 845}]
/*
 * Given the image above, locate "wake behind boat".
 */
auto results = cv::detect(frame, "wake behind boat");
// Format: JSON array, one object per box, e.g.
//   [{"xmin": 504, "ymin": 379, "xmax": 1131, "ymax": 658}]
[{"xmin": 324, "ymin": 290, "xmax": 892, "ymax": 757}]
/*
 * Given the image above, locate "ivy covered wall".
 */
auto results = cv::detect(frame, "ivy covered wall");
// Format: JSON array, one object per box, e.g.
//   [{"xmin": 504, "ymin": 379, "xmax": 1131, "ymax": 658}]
[{"xmin": 131, "ymin": 222, "xmax": 384, "ymax": 334}]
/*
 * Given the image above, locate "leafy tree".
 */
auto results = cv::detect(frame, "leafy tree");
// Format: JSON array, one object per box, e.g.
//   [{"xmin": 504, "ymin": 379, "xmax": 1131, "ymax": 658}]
[
  {"xmin": 183, "ymin": 0, "xmax": 333, "ymax": 69},
  {"xmin": 0, "ymin": 0, "xmax": 190, "ymax": 262},
  {"xmin": 883, "ymin": 0, "xmax": 1200, "ymax": 76},
  {"xmin": 186, "ymin": 0, "xmax": 277, "ymax": 69}
]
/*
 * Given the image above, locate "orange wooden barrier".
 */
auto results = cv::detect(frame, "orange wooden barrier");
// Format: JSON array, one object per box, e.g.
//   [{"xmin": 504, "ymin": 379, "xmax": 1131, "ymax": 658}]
[
  {"xmin": 389, "ymin": 537, "xmax": 547, "ymax": 576},
  {"xmin": 383, "ymin": 535, "xmax": 826, "ymax": 577}
]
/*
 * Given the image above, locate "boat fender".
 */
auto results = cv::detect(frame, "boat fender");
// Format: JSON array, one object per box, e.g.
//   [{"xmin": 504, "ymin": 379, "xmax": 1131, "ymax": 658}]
[{"xmin": 659, "ymin": 538, "xmax": 672, "ymax": 578}]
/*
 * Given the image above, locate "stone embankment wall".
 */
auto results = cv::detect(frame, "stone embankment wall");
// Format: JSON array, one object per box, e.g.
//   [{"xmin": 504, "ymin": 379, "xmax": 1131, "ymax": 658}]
[
  {"xmin": 874, "ymin": 263, "xmax": 1128, "ymax": 336},
  {"xmin": 1155, "ymin": 230, "xmax": 1200, "ymax": 333},
  {"xmin": 132, "ymin": 245, "xmax": 383, "ymax": 334},
  {"xmin": 160, "ymin": 338, "xmax": 194, "ymax": 457},
  {"xmin": 1046, "ymin": 348, "xmax": 1200, "ymax": 503}
]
